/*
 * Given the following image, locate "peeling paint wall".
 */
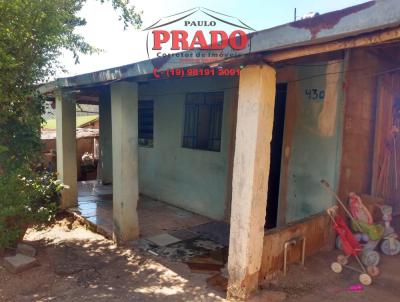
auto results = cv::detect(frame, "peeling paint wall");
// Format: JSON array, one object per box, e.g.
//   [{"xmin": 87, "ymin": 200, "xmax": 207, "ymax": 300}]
[
  {"xmin": 138, "ymin": 77, "xmax": 238, "ymax": 220},
  {"xmin": 282, "ymin": 61, "xmax": 345, "ymax": 223},
  {"xmin": 260, "ymin": 212, "xmax": 331, "ymax": 280},
  {"xmin": 338, "ymin": 48, "xmax": 384, "ymax": 200}
]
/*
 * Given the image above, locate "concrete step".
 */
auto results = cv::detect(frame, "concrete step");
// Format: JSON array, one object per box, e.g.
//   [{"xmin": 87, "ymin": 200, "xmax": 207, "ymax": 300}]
[{"xmin": 3, "ymin": 253, "xmax": 39, "ymax": 273}]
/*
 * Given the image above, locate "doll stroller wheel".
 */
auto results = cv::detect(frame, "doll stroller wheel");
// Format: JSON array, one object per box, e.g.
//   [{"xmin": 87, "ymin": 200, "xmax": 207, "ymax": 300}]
[
  {"xmin": 381, "ymin": 238, "xmax": 400, "ymax": 256},
  {"xmin": 331, "ymin": 262, "xmax": 343, "ymax": 273},
  {"xmin": 367, "ymin": 266, "xmax": 380, "ymax": 277},
  {"xmin": 359, "ymin": 273, "xmax": 372, "ymax": 286},
  {"xmin": 361, "ymin": 250, "xmax": 380, "ymax": 267}
]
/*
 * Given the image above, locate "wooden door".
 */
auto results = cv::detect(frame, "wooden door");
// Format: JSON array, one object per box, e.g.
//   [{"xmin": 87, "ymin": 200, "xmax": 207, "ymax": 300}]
[{"xmin": 372, "ymin": 72, "xmax": 400, "ymax": 215}]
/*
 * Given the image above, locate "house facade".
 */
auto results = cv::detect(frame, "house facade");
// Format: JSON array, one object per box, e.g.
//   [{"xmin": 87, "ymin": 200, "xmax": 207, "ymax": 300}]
[{"xmin": 39, "ymin": 0, "xmax": 400, "ymax": 299}]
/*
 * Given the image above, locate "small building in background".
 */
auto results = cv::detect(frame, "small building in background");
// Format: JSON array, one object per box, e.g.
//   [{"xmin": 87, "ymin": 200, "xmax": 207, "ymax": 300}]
[{"xmin": 41, "ymin": 115, "xmax": 99, "ymax": 180}]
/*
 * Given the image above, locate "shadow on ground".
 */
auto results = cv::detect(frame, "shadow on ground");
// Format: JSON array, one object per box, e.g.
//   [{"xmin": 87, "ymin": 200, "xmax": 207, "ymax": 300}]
[
  {"xmin": 255, "ymin": 249, "xmax": 400, "ymax": 302},
  {"xmin": 0, "ymin": 215, "xmax": 226, "ymax": 302}
]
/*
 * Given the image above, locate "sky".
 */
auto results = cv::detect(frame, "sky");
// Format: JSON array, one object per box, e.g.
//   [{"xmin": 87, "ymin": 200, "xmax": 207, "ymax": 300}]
[{"xmin": 57, "ymin": 0, "xmax": 368, "ymax": 78}]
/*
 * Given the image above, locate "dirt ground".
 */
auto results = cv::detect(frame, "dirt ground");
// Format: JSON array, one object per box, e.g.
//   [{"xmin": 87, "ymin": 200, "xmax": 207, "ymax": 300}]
[
  {"xmin": 2, "ymin": 215, "xmax": 400, "ymax": 302},
  {"xmin": 0, "ymin": 215, "xmax": 226, "ymax": 302},
  {"xmin": 254, "ymin": 250, "xmax": 400, "ymax": 302}
]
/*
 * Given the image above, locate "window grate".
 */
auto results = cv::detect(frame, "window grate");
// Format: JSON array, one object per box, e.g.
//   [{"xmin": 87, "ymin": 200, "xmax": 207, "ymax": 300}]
[
  {"xmin": 182, "ymin": 92, "xmax": 224, "ymax": 152},
  {"xmin": 138, "ymin": 100, "xmax": 154, "ymax": 147}
]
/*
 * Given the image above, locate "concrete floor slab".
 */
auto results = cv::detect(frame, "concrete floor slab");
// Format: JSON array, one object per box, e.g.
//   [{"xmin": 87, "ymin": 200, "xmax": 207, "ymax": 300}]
[
  {"xmin": 146, "ymin": 233, "xmax": 182, "ymax": 247},
  {"xmin": 73, "ymin": 181, "xmax": 212, "ymax": 240}
]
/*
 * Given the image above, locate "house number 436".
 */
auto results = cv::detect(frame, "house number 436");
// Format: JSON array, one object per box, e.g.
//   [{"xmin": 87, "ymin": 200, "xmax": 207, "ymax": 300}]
[{"xmin": 305, "ymin": 88, "xmax": 325, "ymax": 101}]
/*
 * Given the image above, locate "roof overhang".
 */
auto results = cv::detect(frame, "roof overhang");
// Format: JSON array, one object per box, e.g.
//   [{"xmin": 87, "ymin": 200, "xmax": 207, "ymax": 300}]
[{"xmin": 39, "ymin": 0, "xmax": 400, "ymax": 93}]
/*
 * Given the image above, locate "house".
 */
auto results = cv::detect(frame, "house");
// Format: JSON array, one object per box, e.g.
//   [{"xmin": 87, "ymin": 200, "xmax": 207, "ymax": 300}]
[
  {"xmin": 41, "ymin": 115, "xmax": 99, "ymax": 180},
  {"xmin": 39, "ymin": 0, "xmax": 400, "ymax": 299}
]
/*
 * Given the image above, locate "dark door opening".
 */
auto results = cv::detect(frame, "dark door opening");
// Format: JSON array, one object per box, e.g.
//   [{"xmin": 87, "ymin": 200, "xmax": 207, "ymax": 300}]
[{"xmin": 265, "ymin": 83, "xmax": 287, "ymax": 229}]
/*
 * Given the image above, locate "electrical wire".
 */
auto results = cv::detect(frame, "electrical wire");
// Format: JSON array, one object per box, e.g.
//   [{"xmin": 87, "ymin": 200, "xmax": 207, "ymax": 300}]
[
  {"xmin": 287, "ymin": 65, "xmax": 400, "ymax": 84},
  {"xmin": 65, "ymin": 58, "xmax": 400, "ymax": 95}
]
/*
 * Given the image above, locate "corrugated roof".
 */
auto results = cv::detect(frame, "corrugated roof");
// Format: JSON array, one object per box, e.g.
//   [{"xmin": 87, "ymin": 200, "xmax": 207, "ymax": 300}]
[
  {"xmin": 42, "ymin": 115, "xmax": 98, "ymax": 130},
  {"xmin": 41, "ymin": 128, "xmax": 99, "ymax": 140},
  {"xmin": 39, "ymin": 0, "xmax": 400, "ymax": 92}
]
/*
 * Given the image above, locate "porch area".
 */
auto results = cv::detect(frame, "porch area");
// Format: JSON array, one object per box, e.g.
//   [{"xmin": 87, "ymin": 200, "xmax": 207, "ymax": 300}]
[
  {"xmin": 52, "ymin": 39, "xmax": 400, "ymax": 300},
  {"xmin": 71, "ymin": 180, "xmax": 231, "ymax": 240},
  {"xmin": 54, "ymin": 61, "xmax": 334, "ymax": 300},
  {"xmin": 67, "ymin": 180, "xmax": 232, "ymax": 281}
]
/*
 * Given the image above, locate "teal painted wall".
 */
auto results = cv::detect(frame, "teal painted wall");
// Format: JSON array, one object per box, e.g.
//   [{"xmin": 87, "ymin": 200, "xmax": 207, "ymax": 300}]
[
  {"xmin": 138, "ymin": 77, "xmax": 238, "ymax": 220},
  {"xmin": 110, "ymin": 63, "xmax": 343, "ymax": 223},
  {"xmin": 284, "ymin": 61, "xmax": 345, "ymax": 222}
]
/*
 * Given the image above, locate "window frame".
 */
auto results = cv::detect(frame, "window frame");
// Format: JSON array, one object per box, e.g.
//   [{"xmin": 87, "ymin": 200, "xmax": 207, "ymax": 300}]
[
  {"xmin": 138, "ymin": 99, "xmax": 154, "ymax": 148},
  {"xmin": 182, "ymin": 91, "xmax": 224, "ymax": 152}
]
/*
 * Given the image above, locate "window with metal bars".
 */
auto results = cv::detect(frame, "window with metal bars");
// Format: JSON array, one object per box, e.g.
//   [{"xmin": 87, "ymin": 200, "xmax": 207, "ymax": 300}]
[
  {"xmin": 138, "ymin": 100, "xmax": 154, "ymax": 147},
  {"xmin": 182, "ymin": 92, "xmax": 223, "ymax": 152}
]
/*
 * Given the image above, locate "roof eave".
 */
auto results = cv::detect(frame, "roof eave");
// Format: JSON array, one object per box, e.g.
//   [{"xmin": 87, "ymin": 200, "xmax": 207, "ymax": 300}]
[{"xmin": 39, "ymin": 0, "xmax": 400, "ymax": 92}]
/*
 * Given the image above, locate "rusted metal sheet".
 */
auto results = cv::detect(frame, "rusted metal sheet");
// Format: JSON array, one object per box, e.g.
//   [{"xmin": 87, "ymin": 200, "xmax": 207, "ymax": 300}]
[
  {"xmin": 259, "ymin": 213, "xmax": 331, "ymax": 281},
  {"xmin": 264, "ymin": 26, "xmax": 400, "ymax": 63},
  {"xmin": 251, "ymin": 0, "xmax": 400, "ymax": 53},
  {"xmin": 290, "ymin": 2, "xmax": 375, "ymax": 39}
]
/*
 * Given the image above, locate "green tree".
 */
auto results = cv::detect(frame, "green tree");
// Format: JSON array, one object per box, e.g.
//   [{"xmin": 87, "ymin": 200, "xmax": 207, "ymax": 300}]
[
  {"xmin": 0, "ymin": 0, "xmax": 142, "ymax": 249},
  {"xmin": 0, "ymin": 0, "xmax": 142, "ymax": 172}
]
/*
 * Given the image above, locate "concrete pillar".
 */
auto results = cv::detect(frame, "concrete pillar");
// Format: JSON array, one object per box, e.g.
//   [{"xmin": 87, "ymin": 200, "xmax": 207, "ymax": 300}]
[
  {"xmin": 98, "ymin": 86, "xmax": 113, "ymax": 184},
  {"xmin": 111, "ymin": 81, "xmax": 139, "ymax": 242},
  {"xmin": 227, "ymin": 65, "xmax": 276, "ymax": 300},
  {"xmin": 55, "ymin": 91, "xmax": 77, "ymax": 209}
]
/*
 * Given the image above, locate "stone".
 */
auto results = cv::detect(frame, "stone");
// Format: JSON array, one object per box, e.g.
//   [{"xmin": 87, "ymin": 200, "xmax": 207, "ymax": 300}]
[
  {"xmin": 17, "ymin": 243, "xmax": 37, "ymax": 257},
  {"xmin": 3, "ymin": 254, "xmax": 39, "ymax": 273},
  {"xmin": 146, "ymin": 233, "xmax": 181, "ymax": 247}
]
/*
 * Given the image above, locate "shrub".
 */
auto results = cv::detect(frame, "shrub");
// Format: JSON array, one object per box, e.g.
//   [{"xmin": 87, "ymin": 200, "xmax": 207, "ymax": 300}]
[
  {"xmin": 0, "ymin": 170, "xmax": 63, "ymax": 249},
  {"xmin": 0, "ymin": 0, "xmax": 142, "ymax": 250}
]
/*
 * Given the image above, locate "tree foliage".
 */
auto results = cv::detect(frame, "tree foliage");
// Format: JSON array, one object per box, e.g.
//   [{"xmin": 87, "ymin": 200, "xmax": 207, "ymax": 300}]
[
  {"xmin": 0, "ymin": 0, "xmax": 142, "ymax": 172},
  {"xmin": 0, "ymin": 0, "xmax": 142, "ymax": 248}
]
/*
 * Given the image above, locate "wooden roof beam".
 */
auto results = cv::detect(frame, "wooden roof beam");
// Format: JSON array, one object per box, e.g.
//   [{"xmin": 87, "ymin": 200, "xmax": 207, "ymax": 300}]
[{"xmin": 264, "ymin": 26, "xmax": 400, "ymax": 63}]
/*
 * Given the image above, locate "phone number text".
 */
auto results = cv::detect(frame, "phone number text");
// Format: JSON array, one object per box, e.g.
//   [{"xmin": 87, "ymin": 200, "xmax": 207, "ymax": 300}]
[{"xmin": 153, "ymin": 68, "xmax": 240, "ymax": 78}]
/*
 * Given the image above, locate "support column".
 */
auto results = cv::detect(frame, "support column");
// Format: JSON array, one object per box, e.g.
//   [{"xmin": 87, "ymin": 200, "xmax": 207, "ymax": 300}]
[
  {"xmin": 98, "ymin": 86, "xmax": 113, "ymax": 184},
  {"xmin": 55, "ymin": 91, "xmax": 77, "ymax": 209},
  {"xmin": 111, "ymin": 81, "xmax": 139, "ymax": 242},
  {"xmin": 227, "ymin": 65, "xmax": 276, "ymax": 300}
]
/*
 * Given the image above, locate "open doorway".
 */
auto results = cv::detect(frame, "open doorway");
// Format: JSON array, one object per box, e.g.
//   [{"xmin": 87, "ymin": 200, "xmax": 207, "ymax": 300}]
[{"xmin": 265, "ymin": 83, "xmax": 287, "ymax": 229}]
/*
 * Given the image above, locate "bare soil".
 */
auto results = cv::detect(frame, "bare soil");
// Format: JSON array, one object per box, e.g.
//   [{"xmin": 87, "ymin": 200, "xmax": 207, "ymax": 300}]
[
  {"xmin": 2, "ymin": 214, "xmax": 400, "ymax": 302},
  {"xmin": 257, "ymin": 250, "xmax": 400, "ymax": 302},
  {"xmin": 0, "ymin": 215, "xmax": 226, "ymax": 302}
]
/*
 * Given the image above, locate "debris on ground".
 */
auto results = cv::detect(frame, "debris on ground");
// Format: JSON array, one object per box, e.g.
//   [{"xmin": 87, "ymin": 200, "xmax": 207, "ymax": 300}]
[
  {"xmin": 132, "ymin": 236, "xmax": 225, "ymax": 262},
  {"xmin": 187, "ymin": 222, "xmax": 230, "ymax": 246},
  {"xmin": 185, "ymin": 249, "xmax": 227, "ymax": 274},
  {"xmin": 0, "ymin": 215, "xmax": 227, "ymax": 301},
  {"xmin": 347, "ymin": 284, "xmax": 364, "ymax": 292},
  {"xmin": 207, "ymin": 273, "xmax": 228, "ymax": 292}
]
